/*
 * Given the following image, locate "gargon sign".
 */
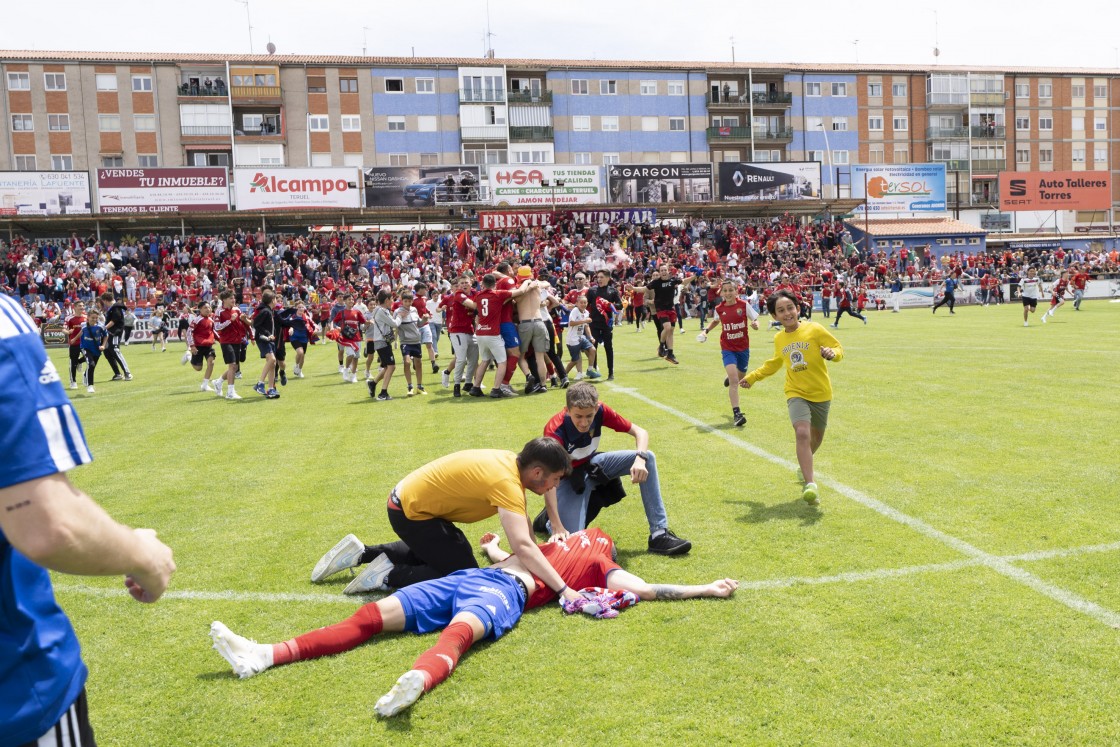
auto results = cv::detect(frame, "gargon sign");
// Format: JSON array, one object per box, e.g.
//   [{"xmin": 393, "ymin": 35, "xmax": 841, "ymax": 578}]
[
  {"xmin": 487, "ymin": 165, "xmax": 602, "ymax": 207},
  {"xmin": 234, "ymin": 167, "xmax": 361, "ymax": 210}
]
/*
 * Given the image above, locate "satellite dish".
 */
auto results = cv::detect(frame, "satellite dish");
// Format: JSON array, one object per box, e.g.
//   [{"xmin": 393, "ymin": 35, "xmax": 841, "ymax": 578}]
[{"xmin": 266, "ymin": 42, "xmax": 276, "ymax": 55}]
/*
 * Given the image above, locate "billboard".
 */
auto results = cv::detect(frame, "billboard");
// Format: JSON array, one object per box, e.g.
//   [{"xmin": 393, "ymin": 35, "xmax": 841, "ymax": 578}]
[
  {"xmin": 999, "ymin": 171, "xmax": 1112, "ymax": 212},
  {"xmin": 606, "ymin": 164, "xmax": 713, "ymax": 204},
  {"xmin": 717, "ymin": 162, "xmax": 821, "ymax": 201},
  {"xmin": 233, "ymin": 168, "xmax": 361, "ymax": 210},
  {"xmin": 477, "ymin": 208, "xmax": 657, "ymax": 230},
  {"xmin": 96, "ymin": 167, "xmax": 229, "ymax": 214},
  {"xmin": 0, "ymin": 171, "xmax": 92, "ymax": 215},
  {"xmin": 364, "ymin": 166, "xmax": 481, "ymax": 208},
  {"xmin": 851, "ymin": 164, "xmax": 946, "ymax": 213},
  {"xmin": 487, "ymin": 165, "xmax": 602, "ymax": 207}
]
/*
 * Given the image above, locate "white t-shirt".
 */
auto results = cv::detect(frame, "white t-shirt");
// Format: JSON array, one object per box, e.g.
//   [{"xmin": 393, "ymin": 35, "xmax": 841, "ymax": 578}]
[
  {"xmin": 1019, "ymin": 276, "xmax": 1043, "ymax": 299},
  {"xmin": 566, "ymin": 307, "xmax": 590, "ymax": 346}
]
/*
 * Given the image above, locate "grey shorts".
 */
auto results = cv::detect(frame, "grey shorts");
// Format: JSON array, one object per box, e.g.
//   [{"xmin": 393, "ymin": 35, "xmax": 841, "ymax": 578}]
[
  {"xmin": 787, "ymin": 397, "xmax": 831, "ymax": 431},
  {"xmin": 517, "ymin": 318, "xmax": 550, "ymax": 353}
]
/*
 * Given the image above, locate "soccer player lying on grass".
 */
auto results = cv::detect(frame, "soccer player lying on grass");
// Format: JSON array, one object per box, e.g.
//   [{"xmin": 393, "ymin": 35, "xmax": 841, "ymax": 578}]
[{"xmin": 209, "ymin": 529, "xmax": 737, "ymax": 718}]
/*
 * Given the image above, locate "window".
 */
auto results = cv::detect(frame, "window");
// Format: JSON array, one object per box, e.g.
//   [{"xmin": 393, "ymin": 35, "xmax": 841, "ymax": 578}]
[
  {"xmin": 385, "ymin": 78, "xmax": 404, "ymax": 93},
  {"xmin": 308, "ymin": 115, "xmax": 329, "ymax": 131},
  {"xmin": 868, "ymin": 83, "xmax": 882, "ymax": 97},
  {"xmin": 339, "ymin": 77, "xmax": 358, "ymax": 93},
  {"xmin": 7, "ymin": 72, "xmax": 29, "ymax": 90},
  {"xmin": 48, "ymin": 114, "xmax": 69, "ymax": 131},
  {"xmin": 307, "ymin": 76, "xmax": 327, "ymax": 93},
  {"xmin": 342, "ymin": 153, "xmax": 364, "ymax": 168},
  {"xmin": 806, "ymin": 116, "xmax": 823, "ymax": 130},
  {"xmin": 1095, "ymin": 147, "xmax": 1107, "ymax": 162},
  {"xmin": 417, "ymin": 115, "xmax": 437, "ymax": 132},
  {"xmin": 805, "ymin": 82, "xmax": 821, "ymax": 96},
  {"xmin": 1039, "ymin": 148, "xmax": 1053, "ymax": 162},
  {"xmin": 51, "ymin": 155, "xmax": 73, "ymax": 170},
  {"xmin": 11, "ymin": 114, "xmax": 32, "ymax": 131},
  {"xmin": 101, "ymin": 156, "xmax": 123, "ymax": 168},
  {"xmin": 14, "ymin": 155, "xmax": 36, "ymax": 170},
  {"xmin": 98, "ymin": 114, "xmax": 121, "ymax": 132},
  {"xmin": 1038, "ymin": 117, "xmax": 1053, "ymax": 131},
  {"xmin": 1072, "ymin": 116, "xmax": 1085, "ymax": 131},
  {"xmin": 572, "ymin": 115, "xmax": 590, "ymax": 131},
  {"xmin": 831, "ymin": 82, "xmax": 847, "ymax": 96},
  {"xmin": 132, "ymin": 75, "xmax": 152, "ymax": 92},
  {"xmin": 95, "ymin": 74, "xmax": 117, "ymax": 91},
  {"xmin": 138, "ymin": 155, "xmax": 158, "ymax": 167},
  {"xmin": 602, "ymin": 152, "xmax": 620, "ymax": 165},
  {"xmin": 641, "ymin": 116, "xmax": 658, "ymax": 132},
  {"xmin": 573, "ymin": 152, "xmax": 592, "ymax": 165},
  {"xmin": 668, "ymin": 117, "xmax": 685, "ymax": 131},
  {"xmin": 868, "ymin": 116, "xmax": 883, "ymax": 131},
  {"xmin": 831, "ymin": 117, "xmax": 848, "ymax": 131},
  {"xmin": 310, "ymin": 153, "xmax": 332, "ymax": 167},
  {"xmin": 1095, "ymin": 84, "xmax": 1108, "ymax": 98},
  {"xmin": 44, "ymin": 73, "xmax": 66, "ymax": 91},
  {"xmin": 416, "ymin": 77, "xmax": 435, "ymax": 94},
  {"xmin": 571, "ymin": 79, "xmax": 588, "ymax": 95},
  {"xmin": 254, "ymin": 73, "xmax": 277, "ymax": 86},
  {"xmin": 601, "ymin": 116, "xmax": 619, "ymax": 131},
  {"xmin": 1016, "ymin": 148, "xmax": 1030, "ymax": 164},
  {"xmin": 892, "ymin": 82, "xmax": 907, "ymax": 97},
  {"xmin": 600, "ymin": 79, "xmax": 617, "ymax": 95},
  {"xmin": 341, "ymin": 115, "xmax": 361, "ymax": 132},
  {"xmin": 127, "ymin": 114, "xmax": 153, "ymax": 132},
  {"xmin": 893, "ymin": 147, "xmax": 909, "ymax": 163},
  {"xmin": 419, "ymin": 153, "xmax": 439, "ymax": 166},
  {"xmin": 388, "ymin": 153, "xmax": 407, "ymax": 166},
  {"xmin": 1015, "ymin": 83, "xmax": 1029, "ymax": 98},
  {"xmin": 1015, "ymin": 116, "xmax": 1030, "ymax": 131},
  {"xmin": 1095, "ymin": 117, "xmax": 1107, "ymax": 131},
  {"xmin": 892, "ymin": 116, "xmax": 908, "ymax": 131},
  {"xmin": 832, "ymin": 150, "xmax": 849, "ymax": 164},
  {"xmin": 868, "ymin": 146, "xmax": 885, "ymax": 163},
  {"xmin": 668, "ymin": 80, "xmax": 685, "ymax": 95},
  {"xmin": 1072, "ymin": 148, "xmax": 1085, "ymax": 163},
  {"xmin": 1038, "ymin": 83, "xmax": 1052, "ymax": 98},
  {"xmin": 640, "ymin": 80, "xmax": 657, "ymax": 95},
  {"xmin": 387, "ymin": 116, "xmax": 405, "ymax": 131},
  {"xmin": 810, "ymin": 150, "xmax": 824, "ymax": 163},
  {"xmin": 1072, "ymin": 84, "xmax": 1085, "ymax": 98}
]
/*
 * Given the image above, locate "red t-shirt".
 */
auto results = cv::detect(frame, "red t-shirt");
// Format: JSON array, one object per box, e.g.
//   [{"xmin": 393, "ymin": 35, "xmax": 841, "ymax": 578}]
[
  {"xmin": 496, "ymin": 276, "xmax": 517, "ymax": 323},
  {"xmin": 525, "ymin": 528, "xmax": 621, "ymax": 609},
  {"xmin": 190, "ymin": 316, "xmax": 215, "ymax": 347},
  {"xmin": 1072, "ymin": 272, "xmax": 1089, "ymax": 290},
  {"xmin": 714, "ymin": 300, "xmax": 751, "ymax": 352},
  {"xmin": 445, "ymin": 291, "xmax": 476, "ymax": 334},
  {"xmin": 65, "ymin": 314, "xmax": 85, "ymax": 346},
  {"xmin": 472, "ymin": 289, "xmax": 512, "ymax": 336},
  {"xmin": 214, "ymin": 307, "xmax": 244, "ymax": 345}
]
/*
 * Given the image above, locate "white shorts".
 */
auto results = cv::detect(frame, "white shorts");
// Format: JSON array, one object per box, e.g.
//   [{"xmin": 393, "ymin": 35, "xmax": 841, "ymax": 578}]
[
  {"xmin": 477, "ymin": 335, "xmax": 507, "ymax": 364},
  {"xmin": 420, "ymin": 325, "xmax": 433, "ymax": 344}
]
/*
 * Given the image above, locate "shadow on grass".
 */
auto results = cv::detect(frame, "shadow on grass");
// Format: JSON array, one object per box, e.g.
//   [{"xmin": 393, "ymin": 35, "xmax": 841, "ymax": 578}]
[{"xmin": 729, "ymin": 497, "xmax": 822, "ymax": 527}]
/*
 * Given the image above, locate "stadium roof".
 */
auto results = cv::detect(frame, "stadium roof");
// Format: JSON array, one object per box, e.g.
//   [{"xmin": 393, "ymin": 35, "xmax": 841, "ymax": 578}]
[
  {"xmin": 846, "ymin": 218, "xmax": 986, "ymax": 236},
  {"xmin": 0, "ymin": 50, "xmax": 1118, "ymax": 75}
]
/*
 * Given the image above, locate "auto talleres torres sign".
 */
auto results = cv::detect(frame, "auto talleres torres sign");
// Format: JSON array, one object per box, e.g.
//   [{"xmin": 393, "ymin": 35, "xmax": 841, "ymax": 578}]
[
  {"xmin": 487, "ymin": 165, "xmax": 603, "ymax": 206},
  {"xmin": 234, "ymin": 168, "xmax": 362, "ymax": 210}
]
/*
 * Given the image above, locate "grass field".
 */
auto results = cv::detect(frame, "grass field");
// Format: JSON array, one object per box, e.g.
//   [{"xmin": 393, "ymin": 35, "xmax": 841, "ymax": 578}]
[{"xmin": 51, "ymin": 299, "xmax": 1120, "ymax": 746}]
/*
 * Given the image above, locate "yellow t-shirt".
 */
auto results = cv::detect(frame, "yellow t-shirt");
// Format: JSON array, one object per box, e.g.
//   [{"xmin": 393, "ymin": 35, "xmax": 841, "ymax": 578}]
[
  {"xmin": 745, "ymin": 321, "xmax": 843, "ymax": 403},
  {"xmin": 398, "ymin": 449, "xmax": 527, "ymax": 523}
]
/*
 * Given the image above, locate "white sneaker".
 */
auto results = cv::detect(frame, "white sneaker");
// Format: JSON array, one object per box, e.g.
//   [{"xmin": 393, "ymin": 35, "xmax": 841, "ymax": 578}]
[
  {"xmin": 311, "ymin": 534, "xmax": 365, "ymax": 583},
  {"xmin": 87, "ymin": 385, "xmax": 95, "ymax": 394},
  {"xmin": 1024, "ymin": 321, "xmax": 1029, "ymax": 327},
  {"xmin": 214, "ymin": 383, "xmax": 226, "ymax": 397},
  {"xmin": 181, "ymin": 351, "xmax": 191, "ymax": 365},
  {"xmin": 375, "ymin": 670, "xmax": 426, "ymax": 718},
  {"xmin": 226, "ymin": 390, "xmax": 242, "ymax": 400},
  {"xmin": 574, "ymin": 373, "xmax": 585, "ymax": 381},
  {"xmin": 295, "ymin": 370, "xmax": 304, "ymax": 379},
  {"xmin": 338, "ymin": 365, "xmax": 345, "ymax": 374},
  {"xmin": 209, "ymin": 621, "xmax": 272, "ymax": 679},
  {"xmin": 441, "ymin": 370, "xmax": 450, "ymax": 388},
  {"xmin": 201, "ymin": 381, "xmax": 213, "ymax": 392},
  {"xmin": 70, "ymin": 382, "xmax": 77, "ymax": 390},
  {"xmin": 343, "ymin": 553, "xmax": 393, "ymax": 594}
]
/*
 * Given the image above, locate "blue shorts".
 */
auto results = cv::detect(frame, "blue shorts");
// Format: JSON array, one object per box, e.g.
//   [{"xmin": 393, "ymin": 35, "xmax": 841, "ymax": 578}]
[
  {"xmin": 499, "ymin": 322, "xmax": 520, "ymax": 350},
  {"xmin": 394, "ymin": 568, "xmax": 525, "ymax": 640},
  {"xmin": 257, "ymin": 341, "xmax": 276, "ymax": 358},
  {"xmin": 721, "ymin": 348, "xmax": 750, "ymax": 372},
  {"xmin": 401, "ymin": 343, "xmax": 422, "ymax": 358}
]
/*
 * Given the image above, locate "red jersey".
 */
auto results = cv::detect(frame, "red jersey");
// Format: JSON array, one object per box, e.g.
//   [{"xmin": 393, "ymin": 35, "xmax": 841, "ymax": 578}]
[
  {"xmin": 1051, "ymin": 279, "xmax": 1069, "ymax": 300},
  {"xmin": 472, "ymin": 288, "xmax": 512, "ymax": 335},
  {"xmin": 1071, "ymin": 272, "xmax": 1089, "ymax": 290},
  {"xmin": 495, "ymin": 275, "xmax": 517, "ymax": 323},
  {"xmin": 412, "ymin": 296, "xmax": 431, "ymax": 321},
  {"xmin": 189, "ymin": 315, "xmax": 215, "ymax": 347},
  {"xmin": 564, "ymin": 288, "xmax": 587, "ymax": 305},
  {"xmin": 214, "ymin": 307, "xmax": 244, "ymax": 344},
  {"xmin": 526, "ymin": 528, "xmax": 621, "ymax": 609},
  {"xmin": 332, "ymin": 309, "xmax": 367, "ymax": 342},
  {"xmin": 445, "ymin": 291, "xmax": 476, "ymax": 334},
  {"xmin": 65, "ymin": 314, "xmax": 85, "ymax": 346},
  {"xmin": 714, "ymin": 300, "xmax": 751, "ymax": 352}
]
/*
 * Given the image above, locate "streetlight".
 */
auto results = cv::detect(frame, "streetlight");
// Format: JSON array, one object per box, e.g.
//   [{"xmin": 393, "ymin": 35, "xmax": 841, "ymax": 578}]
[
  {"xmin": 540, "ymin": 179, "xmax": 566, "ymax": 213},
  {"xmin": 817, "ymin": 123, "xmax": 833, "ymax": 201}
]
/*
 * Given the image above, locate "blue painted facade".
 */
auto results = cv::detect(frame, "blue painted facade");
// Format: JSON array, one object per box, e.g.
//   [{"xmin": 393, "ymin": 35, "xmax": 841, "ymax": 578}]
[
  {"xmin": 369, "ymin": 68, "xmax": 460, "ymax": 156},
  {"xmin": 789, "ymin": 73, "xmax": 857, "ymax": 190}
]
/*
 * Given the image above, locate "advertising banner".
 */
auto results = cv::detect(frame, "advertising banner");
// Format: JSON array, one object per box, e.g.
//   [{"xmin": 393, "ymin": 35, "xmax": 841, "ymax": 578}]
[
  {"xmin": 0, "ymin": 171, "xmax": 92, "ymax": 215},
  {"xmin": 478, "ymin": 211, "xmax": 555, "ymax": 230},
  {"xmin": 233, "ymin": 168, "xmax": 361, "ymax": 210},
  {"xmin": 999, "ymin": 171, "xmax": 1112, "ymax": 212},
  {"xmin": 364, "ymin": 166, "xmax": 482, "ymax": 208},
  {"xmin": 96, "ymin": 167, "xmax": 229, "ymax": 213},
  {"xmin": 717, "ymin": 162, "xmax": 821, "ymax": 201},
  {"xmin": 487, "ymin": 165, "xmax": 602, "ymax": 207},
  {"xmin": 567, "ymin": 208, "xmax": 657, "ymax": 225},
  {"xmin": 851, "ymin": 164, "xmax": 946, "ymax": 212},
  {"xmin": 606, "ymin": 164, "xmax": 713, "ymax": 203},
  {"xmin": 478, "ymin": 208, "xmax": 657, "ymax": 230}
]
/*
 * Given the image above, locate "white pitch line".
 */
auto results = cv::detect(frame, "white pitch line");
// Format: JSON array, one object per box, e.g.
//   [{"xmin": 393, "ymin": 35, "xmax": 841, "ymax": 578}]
[
  {"xmin": 54, "ymin": 584, "xmax": 360, "ymax": 605},
  {"xmin": 607, "ymin": 384, "xmax": 1120, "ymax": 629}
]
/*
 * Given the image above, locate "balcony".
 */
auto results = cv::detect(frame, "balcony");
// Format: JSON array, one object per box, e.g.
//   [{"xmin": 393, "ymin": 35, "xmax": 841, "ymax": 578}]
[
  {"xmin": 461, "ymin": 125, "xmax": 507, "ymax": 140},
  {"xmin": 971, "ymin": 125, "xmax": 1006, "ymax": 139},
  {"xmin": 460, "ymin": 89, "xmax": 505, "ymax": 103},
  {"xmin": 756, "ymin": 126, "xmax": 794, "ymax": 141},
  {"xmin": 181, "ymin": 126, "xmax": 232, "ymax": 137},
  {"xmin": 230, "ymin": 85, "xmax": 281, "ymax": 100},
  {"xmin": 509, "ymin": 126, "xmax": 553, "ymax": 142},
  {"xmin": 707, "ymin": 126, "xmax": 751, "ymax": 143},
  {"xmin": 970, "ymin": 159, "xmax": 1005, "ymax": 172},
  {"xmin": 507, "ymin": 90, "xmax": 552, "ymax": 104},
  {"xmin": 970, "ymin": 91, "xmax": 1006, "ymax": 106},
  {"xmin": 927, "ymin": 126, "xmax": 968, "ymax": 139},
  {"xmin": 178, "ymin": 83, "xmax": 227, "ymax": 98},
  {"xmin": 931, "ymin": 159, "xmax": 969, "ymax": 171},
  {"xmin": 752, "ymin": 91, "xmax": 793, "ymax": 106},
  {"xmin": 927, "ymin": 93, "xmax": 968, "ymax": 107}
]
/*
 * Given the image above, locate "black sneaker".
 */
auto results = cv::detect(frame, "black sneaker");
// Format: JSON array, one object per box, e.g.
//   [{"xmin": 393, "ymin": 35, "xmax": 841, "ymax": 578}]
[
  {"xmin": 532, "ymin": 508, "xmax": 549, "ymax": 534},
  {"xmin": 648, "ymin": 529, "xmax": 692, "ymax": 556},
  {"xmin": 431, "ymin": 362, "xmax": 439, "ymax": 374},
  {"xmin": 607, "ymin": 374, "xmax": 614, "ymax": 381},
  {"xmin": 490, "ymin": 388, "xmax": 513, "ymax": 398},
  {"xmin": 665, "ymin": 353, "xmax": 679, "ymax": 365},
  {"xmin": 657, "ymin": 343, "xmax": 666, "ymax": 358},
  {"xmin": 468, "ymin": 386, "xmax": 485, "ymax": 398},
  {"xmin": 453, "ymin": 384, "xmax": 462, "ymax": 398},
  {"xmin": 550, "ymin": 376, "xmax": 560, "ymax": 388},
  {"xmin": 367, "ymin": 380, "xmax": 377, "ymax": 397},
  {"xmin": 723, "ymin": 377, "xmax": 730, "ymax": 387},
  {"xmin": 529, "ymin": 384, "xmax": 548, "ymax": 395},
  {"xmin": 279, "ymin": 370, "xmax": 287, "ymax": 386},
  {"xmin": 733, "ymin": 411, "xmax": 747, "ymax": 427},
  {"xmin": 111, "ymin": 374, "xmax": 124, "ymax": 381},
  {"xmin": 560, "ymin": 378, "xmax": 570, "ymax": 388},
  {"xmin": 524, "ymin": 376, "xmax": 539, "ymax": 396},
  {"xmin": 376, "ymin": 391, "xmax": 392, "ymax": 401}
]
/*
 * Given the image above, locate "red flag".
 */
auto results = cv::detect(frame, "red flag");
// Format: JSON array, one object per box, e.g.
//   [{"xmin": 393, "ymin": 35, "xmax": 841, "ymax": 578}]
[{"xmin": 456, "ymin": 229, "xmax": 469, "ymax": 257}]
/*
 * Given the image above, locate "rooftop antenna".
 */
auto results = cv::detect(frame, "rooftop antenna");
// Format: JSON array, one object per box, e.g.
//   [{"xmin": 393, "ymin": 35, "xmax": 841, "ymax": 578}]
[
  {"xmin": 483, "ymin": 0, "xmax": 496, "ymax": 58},
  {"xmin": 730, "ymin": 36, "xmax": 736, "ymax": 64},
  {"xmin": 234, "ymin": 0, "xmax": 253, "ymax": 55},
  {"xmin": 362, "ymin": 26, "xmax": 370, "ymax": 56},
  {"xmin": 853, "ymin": 39, "xmax": 860, "ymax": 63},
  {"xmin": 266, "ymin": 40, "xmax": 276, "ymax": 55},
  {"xmin": 932, "ymin": 10, "xmax": 940, "ymax": 64}
]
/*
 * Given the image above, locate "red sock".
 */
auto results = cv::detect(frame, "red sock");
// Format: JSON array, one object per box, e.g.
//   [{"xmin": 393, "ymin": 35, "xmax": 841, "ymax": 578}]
[
  {"xmin": 272, "ymin": 602, "xmax": 383, "ymax": 666},
  {"xmin": 503, "ymin": 355, "xmax": 519, "ymax": 385},
  {"xmin": 411, "ymin": 621, "xmax": 476, "ymax": 692}
]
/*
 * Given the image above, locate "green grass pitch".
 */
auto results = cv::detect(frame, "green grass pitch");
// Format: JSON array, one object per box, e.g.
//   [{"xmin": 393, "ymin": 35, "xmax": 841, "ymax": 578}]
[{"xmin": 51, "ymin": 299, "xmax": 1120, "ymax": 746}]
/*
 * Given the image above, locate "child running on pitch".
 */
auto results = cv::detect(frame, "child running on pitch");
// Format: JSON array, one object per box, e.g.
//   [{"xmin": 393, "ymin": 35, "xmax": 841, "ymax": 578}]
[
  {"xmin": 186, "ymin": 301, "xmax": 218, "ymax": 391},
  {"xmin": 740, "ymin": 289, "xmax": 843, "ymax": 505},
  {"xmin": 79, "ymin": 308, "xmax": 108, "ymax": 394},
  {"xmin": 698, "ymin": 280, "xmax": 760, "ymax": 427},
  {"xmin": 1042, "ymin": 270, "xmax": 1071, "ymax": 323},
  {"xmin": 65, "ymin": 301, "xmax": 87, "ymax": 389}
]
